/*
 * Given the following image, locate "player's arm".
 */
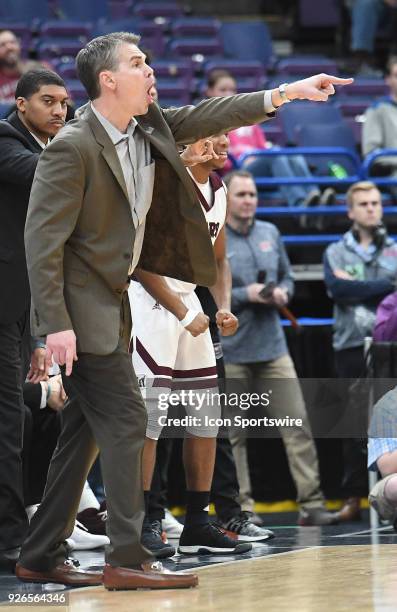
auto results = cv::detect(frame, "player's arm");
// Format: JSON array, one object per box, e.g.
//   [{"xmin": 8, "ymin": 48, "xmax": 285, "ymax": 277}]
[
  {"xmin": 208, "ymin": 227, "xmax": 238, "ymax": 337},
  {"xmin": 134, "ymin": 268, "xmax": 209, "ymax": 337}
]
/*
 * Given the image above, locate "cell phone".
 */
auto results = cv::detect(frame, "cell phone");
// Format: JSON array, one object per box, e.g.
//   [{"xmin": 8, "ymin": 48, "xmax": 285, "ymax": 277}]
[{"xmin": 258, "ymin": 281, "xmax": 276, "ymax": 299}]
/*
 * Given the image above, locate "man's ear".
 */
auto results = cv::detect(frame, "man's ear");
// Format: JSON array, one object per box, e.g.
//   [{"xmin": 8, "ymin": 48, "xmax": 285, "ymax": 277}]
[
  {"xmin": 15, "ymin": 96, "xmax": 26, "ymax": 113},
  {"xmin": 99, "ymin": 70, "xmax": 116, "ymax": 92}
]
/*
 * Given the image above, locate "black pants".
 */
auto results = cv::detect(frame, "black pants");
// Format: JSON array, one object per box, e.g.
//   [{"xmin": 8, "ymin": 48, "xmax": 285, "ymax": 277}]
[
  {"xmin": 149, "ymin": 333, "xmax": 241, "ymax": 522},
  {"xmin": 335, "ymin": 346, "xmax": 369, "ymax": 498},
  {"xmin": 22, "ymin": 405, "xmax": 61, "ymax": 507},
  {"xmin": 19, "ymin": 331, "xmax": 152, "ymax": 572},
  {"xmin": 0, "ymin": 310, "xmax": 30, "ymax": 551}
]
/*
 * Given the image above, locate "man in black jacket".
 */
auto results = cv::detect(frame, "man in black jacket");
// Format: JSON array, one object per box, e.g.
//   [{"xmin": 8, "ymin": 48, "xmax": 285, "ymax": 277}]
[{"xmin": 0, "ymin": 69, "xmax": 68, "ymax": 570}]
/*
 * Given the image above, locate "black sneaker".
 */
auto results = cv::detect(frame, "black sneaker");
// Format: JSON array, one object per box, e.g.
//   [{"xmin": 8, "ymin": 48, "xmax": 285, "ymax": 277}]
[
  {"xmin": 178, "ymin": 523, "xmax": 252, "ymax": 555},
  {"xmin": 141, "ymin": 520, "xmax": 176, "ymax": 559},
  {"xmin": 218, "ymin": 512, "xmax": 275, "ymax": 542}
]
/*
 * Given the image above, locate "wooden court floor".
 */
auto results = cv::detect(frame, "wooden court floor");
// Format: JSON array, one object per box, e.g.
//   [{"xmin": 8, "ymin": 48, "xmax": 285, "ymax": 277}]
[{"xmin": 3, "ymin": 544, "xmax": 397, "ymax": 612}]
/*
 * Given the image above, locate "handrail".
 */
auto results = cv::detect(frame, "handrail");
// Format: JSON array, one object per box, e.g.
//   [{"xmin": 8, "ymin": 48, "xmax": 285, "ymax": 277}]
[
  {"xmin": 281, "ymin": 234, "xmax": 397, "ymax": 245},
  {"xmin": 256, "ymin": 205, "xmax": 397, "ymax": 216},
  {"xmin": 236, "ymin": 147, "xmax": 362, "ymax": 187},
  {"xmin": 361, "ymin": 148, "xmax": 397, "ymax": 185}
]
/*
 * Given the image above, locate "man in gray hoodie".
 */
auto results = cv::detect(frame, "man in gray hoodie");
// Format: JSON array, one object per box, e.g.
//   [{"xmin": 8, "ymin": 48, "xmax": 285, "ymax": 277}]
[{"xmin": 362, "ymin": 56, "xmax": 397, "ymax": 199}]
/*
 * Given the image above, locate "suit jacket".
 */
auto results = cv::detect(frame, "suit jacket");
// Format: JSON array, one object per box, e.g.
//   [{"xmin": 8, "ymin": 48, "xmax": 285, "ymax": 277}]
[
  {"xmin": 25, "ymin": 91, "xmax": 272, "ymax": 354},
  {"xmin": 0, "ymin": 112, "xmax": 42, "ymax": 325}
]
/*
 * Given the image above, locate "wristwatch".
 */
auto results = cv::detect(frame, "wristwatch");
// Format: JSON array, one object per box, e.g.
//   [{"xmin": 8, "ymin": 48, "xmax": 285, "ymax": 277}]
[{"xmin": 278, "ymin": 83, "xmax": 291, "ymax": 104}]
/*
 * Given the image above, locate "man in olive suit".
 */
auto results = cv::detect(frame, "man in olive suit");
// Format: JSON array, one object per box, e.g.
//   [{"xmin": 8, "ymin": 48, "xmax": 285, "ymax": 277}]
[{"xmin": 17, "ymin": 31, "xmax": 352, "ymax": 591}]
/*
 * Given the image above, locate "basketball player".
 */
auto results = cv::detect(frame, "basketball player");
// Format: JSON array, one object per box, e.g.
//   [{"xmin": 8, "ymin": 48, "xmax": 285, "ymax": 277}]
[{"xmin": 129, "ymin": 133, "xmax": 251, "ymax": 556}]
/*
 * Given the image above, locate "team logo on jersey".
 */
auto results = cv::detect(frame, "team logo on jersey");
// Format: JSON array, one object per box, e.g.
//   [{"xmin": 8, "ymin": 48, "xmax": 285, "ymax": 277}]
[
  {"xmin": 152, "ymin": 300, "xmax": 161, "ymax": 310},
  {"xmin": 209, "ymin": 221, "xmax": 220, "ymax": 239}
]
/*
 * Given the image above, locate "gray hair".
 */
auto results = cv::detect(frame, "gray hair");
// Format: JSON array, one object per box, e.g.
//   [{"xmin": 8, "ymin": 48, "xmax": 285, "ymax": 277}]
[{"xmin": 76, "ymin": 32, "xmax": 140, "ymax": 100}]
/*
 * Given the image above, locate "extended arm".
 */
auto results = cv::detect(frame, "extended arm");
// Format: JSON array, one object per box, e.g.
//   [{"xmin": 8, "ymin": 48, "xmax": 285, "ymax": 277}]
[{"xmin": 163, "ymin": 74, "xmax": 353, "ymax": 144}]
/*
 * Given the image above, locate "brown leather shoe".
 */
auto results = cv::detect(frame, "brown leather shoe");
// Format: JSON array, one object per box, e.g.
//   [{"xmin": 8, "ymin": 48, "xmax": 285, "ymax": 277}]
[
  {"xmin": 337, "ymin": 497, "xmax": 362, "ymax": 522},
  {"xmin": 103, "ymin": 561, "xmax": 198, "ymax": 591},
  {"xmin": 15, "ymin": 558, "xmax": 103, "ymax": 586}
]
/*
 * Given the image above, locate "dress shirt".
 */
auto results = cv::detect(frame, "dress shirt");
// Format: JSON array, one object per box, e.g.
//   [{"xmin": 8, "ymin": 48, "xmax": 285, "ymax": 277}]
[{"xmin": 90, "ymin": 103, "xmax": 154, "ymax": 274}]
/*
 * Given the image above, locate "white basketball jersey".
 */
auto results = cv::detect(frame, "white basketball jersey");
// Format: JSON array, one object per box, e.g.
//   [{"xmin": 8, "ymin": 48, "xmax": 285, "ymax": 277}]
[{"xmin": 165, "ymin": 171, "xmax": 227, "ymax": 294}]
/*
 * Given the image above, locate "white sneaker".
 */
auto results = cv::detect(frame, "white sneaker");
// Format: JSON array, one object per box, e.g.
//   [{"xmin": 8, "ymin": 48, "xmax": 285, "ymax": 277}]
[
  {"xmin": 66, "ymin": 520, "xmax": 110, "ymax": 551},
  {"xmin": 163, "ymin": 509, "xmax": 183, "ymax": 538}
]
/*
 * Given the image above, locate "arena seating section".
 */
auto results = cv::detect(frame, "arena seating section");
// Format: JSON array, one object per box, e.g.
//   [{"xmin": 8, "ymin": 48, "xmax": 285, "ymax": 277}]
[{"xmin": 2, "ymin": 0, "xmax": 397, "ymax": 323}]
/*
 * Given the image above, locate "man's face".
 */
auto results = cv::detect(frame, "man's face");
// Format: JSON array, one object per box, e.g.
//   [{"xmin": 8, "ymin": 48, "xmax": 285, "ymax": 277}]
[
  {"xmin": 206, "ymin": 133, "xmax": 229, "ymax": 170},
  {"xmin": 386, "ymin": 63, "xmax": 397, "ymax": 97},
  {"xmin": 0, "ymin": 30, "xmax": 21, "ymax": 68},
  {"xmin": 103, "ymin": 43, "xmax": 155, "ymax": 115},
  {"xmin": 227, "ymin": 176, "xmax": 258, "ymax": 222},
  {"xmin": 348, "ymin": 188, "xmax": 383, "ymax": 229},
  {"xmin": 207, "ymin": 76, "xmax": 237, "ymax": 98},
  {"xmin": 16, "ymin": 84, "xmax": 69, "ymax": 138}
]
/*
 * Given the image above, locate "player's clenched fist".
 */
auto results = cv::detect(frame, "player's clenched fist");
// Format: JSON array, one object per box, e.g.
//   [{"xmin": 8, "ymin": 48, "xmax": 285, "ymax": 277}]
[
  {"xmin": 216, "ymin": 309, "xmax": 238, "ymax": 336},
  {"xmin": 186, "ymin": 312, "xmax": 210, "ymax": 337}
]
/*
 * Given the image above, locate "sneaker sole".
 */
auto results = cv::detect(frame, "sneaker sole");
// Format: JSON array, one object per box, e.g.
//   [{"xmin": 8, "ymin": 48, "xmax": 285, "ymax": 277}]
[
  {"xmin": 178, "ymin": 543, "xmax": 251, "ymax": 555},
  {"xmin": 150, "ymin": 547, "xmax": 176, "ymax": 559},
  {"xmin": 220, "ymin": 528, "xmax": 275, "ymax": 542}
]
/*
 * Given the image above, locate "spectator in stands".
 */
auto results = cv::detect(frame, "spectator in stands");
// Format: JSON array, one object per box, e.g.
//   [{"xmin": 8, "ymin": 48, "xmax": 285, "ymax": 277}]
[
  {"xmin": 0, "ymin": 69, "xmax": 68, "ymax": 571},
  {"xmin": 346, "ymin": 0, "xmax": 397, "ymax": 76},
  {"xmin": 0, "ymin": 29, "xmax": 48, "ymax": 104},
  {"xmin": 367, "ymin": 386, "xmax": 397, "ymax": 530},
  {"xmin": 362, "ymin": 56, "xmax": 397, "ymax": 200},
  {"xmin": 323, "ymin": 180, "xmax": 397, "ymax": 521},
  {"xmin": 221, "ymin": 169, "xmax": 338, "ymax": 526},
  {"xmin": 206, "ymin": 70, "xmax": 335, "ymax": 207}
]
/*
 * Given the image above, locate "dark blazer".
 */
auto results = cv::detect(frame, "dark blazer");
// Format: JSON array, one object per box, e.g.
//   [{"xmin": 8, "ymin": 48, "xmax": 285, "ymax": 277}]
[
  {"xmin": 0, "ymin": 112, "xmax": 42, "ymax": 325},
  {"xmin": 25, "ymin": 92, "xmax": 272, "ymax": 354}
]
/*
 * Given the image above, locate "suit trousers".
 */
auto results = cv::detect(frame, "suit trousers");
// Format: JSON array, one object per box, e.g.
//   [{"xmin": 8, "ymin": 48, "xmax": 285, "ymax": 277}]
[
  {"xmin": 19, "ymin": 295, "xmax": 152, "ymax": 571},
  {"xmin": 226, "ymin": 354, "xmax": 324, "ymax": 510},
  {"xmin": 0, "ymin": 309, "xmax": 30, "ymax": 551}
]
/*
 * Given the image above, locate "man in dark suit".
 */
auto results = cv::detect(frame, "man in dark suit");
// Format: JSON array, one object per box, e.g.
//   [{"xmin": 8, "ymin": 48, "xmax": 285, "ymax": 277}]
[
  {"xmin": 17, "ymin": 32, "xmax": 352, "ymax": 590},
  {"xmin": 0, "ymin": 69, "xmax": 69, "ymax": 571}
]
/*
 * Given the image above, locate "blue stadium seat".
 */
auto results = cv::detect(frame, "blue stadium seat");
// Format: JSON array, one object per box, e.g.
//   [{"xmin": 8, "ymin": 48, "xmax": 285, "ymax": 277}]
[
  {"xmin": 335, "ymin": 96, "xmax": 372, "ymax": 117},
  {"xmin": 57, "ymin": 0, "xmax": 109, "ymax": 20},
  {"xmin": 54, "ymin": 59, "xmax": 77, "ymax": 79},
  {"xmin": 278, "ymin": 101, "xmax": 343, "ymax": 145},
  {"xmin": 156, "ymin": 78, "xmax": 191, "ymax": 104},
  {"xmin": 134, "ymin": 2, "xmax": 183, "ymax": 19},
  {"xmin": 0, "ymin": 0, "xmax": 50, "ymax": 20},
  {"xmin": 65, "ymin": 79, "xmax": 88, "ymax": 103},
  {"xmin": 94, "ymin": 18, "xmax": 166, "ymax": 56},
  {"xmin": 343, "ymin": 79, "xmax": 389, "ymax": 97},
  {"xmin": 296, "ymin": 121, "xmax": 357, "ymax": 174},
  {"xmin": 108, "ymin": 0, "xmax": 136, "ymax": 19},
  {"xmin": 298, "ymin": 0, "xmax": 340, "ymax": 27},
  {"xmin": 220, "ymin": 21, "xmax": 273, "ymax": 68},
  {"xmin": 40, "ymin": 21, "xmax": 92, "ymax": 38},
  {"xmin": 277, "ymin": 56, "xmax": 338, "ymax": 76},
  {"xmin": 150, "ymin": 59, "xmax": 194, "ymax": 82},
  {"xmin": 168, "ymin": 37, "xmax": 223, "ymax": 60},
  {"xmin": 36, "ymin": 38, "xmax": 85, "ymax": 60},
  {"xmin": 171, "ymin": 17, "xmax": 221, "ymax": 37}
]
